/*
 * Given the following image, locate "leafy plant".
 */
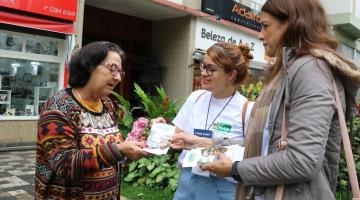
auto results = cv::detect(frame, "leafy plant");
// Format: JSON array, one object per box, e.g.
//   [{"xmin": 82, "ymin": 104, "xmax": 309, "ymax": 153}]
[
  {"xmin": 111, "ymin": 91, "xmax": 134, "ymax": 138},
  {"xmin": 116, "ymin": 83, "xmax": 181, "ymax": 191},
  {"xmin": 124, "ymin": 153, "xmax": 180, "ymax": 191},
  {"xmin": 121, "ymin": 182, "xmax": 174, "ymax": 200},
  {"xmin": 134, "ymin": 83, "xmax": 178, "ymax": 122},
  {"xmin": 337, "ymin": 116, "xmax": 360, "ymax": 199},
  {"xmin": 239, "ymin": 81, "xmax": 264, "ymax": 101}
]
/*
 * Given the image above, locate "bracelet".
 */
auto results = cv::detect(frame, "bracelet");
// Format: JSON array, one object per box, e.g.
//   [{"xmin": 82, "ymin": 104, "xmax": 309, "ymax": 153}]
[{"xmin": 231, "ymin": 161, "xmax": 241, "ymax": 181}]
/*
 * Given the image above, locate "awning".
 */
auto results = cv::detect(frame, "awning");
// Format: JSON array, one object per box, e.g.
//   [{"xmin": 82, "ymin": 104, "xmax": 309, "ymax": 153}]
[{"xmin": 0, "ymin": 10, "xmax": 76, "ymax": 34}]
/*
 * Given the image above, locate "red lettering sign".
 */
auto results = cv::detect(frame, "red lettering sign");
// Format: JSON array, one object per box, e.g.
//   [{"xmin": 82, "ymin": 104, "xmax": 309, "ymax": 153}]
[{"xmin": 0, "ymin": 0, "xmax": 77, "ymax": 21}]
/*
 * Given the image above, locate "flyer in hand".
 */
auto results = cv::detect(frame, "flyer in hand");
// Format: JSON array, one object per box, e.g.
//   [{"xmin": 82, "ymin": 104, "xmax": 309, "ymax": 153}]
[
  {"xmin": 142, "ymin": 123, "xmax": 176, "ymax": 155},
  {"xmin": 182, "ymin": 145, "xmax": 245, "ymax": 177}
]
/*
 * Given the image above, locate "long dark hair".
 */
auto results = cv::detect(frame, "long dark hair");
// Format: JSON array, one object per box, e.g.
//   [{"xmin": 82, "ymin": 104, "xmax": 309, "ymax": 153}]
[
  {"xmin": 261, "ymin": 0, "xmax": 352, "ymax": 80},
  {"xmin": 262, "ymin": 0, "xmax": 358, "ymax": 120}
]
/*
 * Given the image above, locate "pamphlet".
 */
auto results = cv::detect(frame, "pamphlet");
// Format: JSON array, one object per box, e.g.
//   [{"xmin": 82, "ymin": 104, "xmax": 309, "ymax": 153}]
[
  {"xmin": 142, "ymin": 123, "xmax": 176, "ymax": 155},
  {"xmin": 182, "ymin": 145, "xmax": 245, "ymax": 177}
]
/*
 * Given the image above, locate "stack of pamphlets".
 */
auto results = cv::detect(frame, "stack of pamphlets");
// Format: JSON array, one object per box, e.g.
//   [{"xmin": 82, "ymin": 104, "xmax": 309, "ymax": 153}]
[
  {"xmin": 182, "ymin": 145, "xmax": 245, "ymax": 177},
  {"xmin": 142, "ymin": 123, "xmax": 176, "ymax": 155}
]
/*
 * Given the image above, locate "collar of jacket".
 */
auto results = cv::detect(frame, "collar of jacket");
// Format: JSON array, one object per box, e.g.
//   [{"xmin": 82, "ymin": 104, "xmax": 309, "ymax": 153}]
[{"xmin": 282, "ymin": 47, "xmax": 297, "ymax": 71}]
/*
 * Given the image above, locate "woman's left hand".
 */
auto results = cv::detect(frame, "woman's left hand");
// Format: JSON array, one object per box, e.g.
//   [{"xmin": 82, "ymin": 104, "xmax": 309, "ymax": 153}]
[{"xmin": 200, "ymin": 152, "xmax": 233, "ymax": 177}]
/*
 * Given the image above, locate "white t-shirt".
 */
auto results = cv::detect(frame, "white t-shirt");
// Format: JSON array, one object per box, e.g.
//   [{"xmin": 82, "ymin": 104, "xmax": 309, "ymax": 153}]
[{"xmin": 173, "ymin": 89, "xmax": 253, "ymax": 164}]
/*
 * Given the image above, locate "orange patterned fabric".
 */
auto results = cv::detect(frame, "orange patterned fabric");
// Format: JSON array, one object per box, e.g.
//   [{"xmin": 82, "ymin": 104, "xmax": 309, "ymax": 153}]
[{"xmin": 35, "ymin": 88, "xmax": 124, "ymax": 200}]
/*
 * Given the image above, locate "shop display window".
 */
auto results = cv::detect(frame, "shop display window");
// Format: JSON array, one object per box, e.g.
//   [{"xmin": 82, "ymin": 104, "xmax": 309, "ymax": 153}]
[
  {"xmin": 0, "ymin": 33, "xmax": 23, "ymax": 52},
  {"xmin": 25, "ymin": 39, "xmax": 59, "ymax": 56},
  {"xmin": 0, "ymin": 32, "xmax": 59, "ymax": 56},
  {"xmin": 0, "ymin": 57, "xmax": 59, "ymax": 116}
]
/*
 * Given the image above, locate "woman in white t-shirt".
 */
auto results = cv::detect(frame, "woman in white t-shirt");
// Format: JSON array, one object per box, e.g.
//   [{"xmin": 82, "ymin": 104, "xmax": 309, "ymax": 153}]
[{"xmin": 171, "ymin": 42, "xmax": 254, "ymax": 200}]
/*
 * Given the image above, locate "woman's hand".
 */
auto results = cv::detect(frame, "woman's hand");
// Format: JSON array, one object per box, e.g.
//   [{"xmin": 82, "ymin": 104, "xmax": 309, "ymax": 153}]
[
  {"xmin": 170, "ymin": 132, "xmax": 212, "ymax": 150},
  {"xmin": 150, "ymin": 117, "xmax": 167, "ymax": 127},
  {"xmin": 200, "ymin": 153, "xmax": 232, "ymax": 177},
  {"xmin": 118, "ymin": 141, "xmax": 149, "ymax": 161}
]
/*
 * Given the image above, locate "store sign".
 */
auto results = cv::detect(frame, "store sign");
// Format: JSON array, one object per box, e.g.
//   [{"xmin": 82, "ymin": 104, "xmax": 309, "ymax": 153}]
[
  {"xmin": 201, "ymin": 0, "xmax": 261, "ymax": 32},
  {"xmin": 195, "ymin": 17, "xmax": 266, "ymax": 63},
  {"xmin": 0, "ymin": 0, "xmax": 77, "ymax": 21}
]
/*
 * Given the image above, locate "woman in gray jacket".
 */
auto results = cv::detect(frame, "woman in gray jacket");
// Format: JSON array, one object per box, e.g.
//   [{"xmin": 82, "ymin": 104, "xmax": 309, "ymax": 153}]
[{"xmin": 196, "ymin": 0, "xmax": 360, "ymax": 199}]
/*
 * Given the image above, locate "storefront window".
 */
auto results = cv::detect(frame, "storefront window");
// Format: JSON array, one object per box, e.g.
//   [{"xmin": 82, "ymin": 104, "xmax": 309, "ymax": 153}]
[
  {"xmin": 25, "ymin": 39, "xmax": 58, "ymax": 56},
  {"xmin": 0, "ymin": 33, "xmax": 23, "ymax": 52},
  {"xmin": 0, "ymin": 57, "xmax": 59, "ymax": 116}
]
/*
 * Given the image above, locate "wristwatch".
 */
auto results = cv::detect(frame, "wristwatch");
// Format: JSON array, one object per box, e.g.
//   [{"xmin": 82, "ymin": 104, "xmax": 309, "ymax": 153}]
[{"xmin": 231, "ymin": 161, "xmax": 242, "ymax": 181}]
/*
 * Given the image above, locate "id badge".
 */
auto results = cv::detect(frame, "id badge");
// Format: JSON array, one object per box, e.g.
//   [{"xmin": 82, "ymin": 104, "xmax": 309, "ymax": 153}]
[{"xmin": 194, "ymin": 129, "xmax": 213, "ymax": 138}]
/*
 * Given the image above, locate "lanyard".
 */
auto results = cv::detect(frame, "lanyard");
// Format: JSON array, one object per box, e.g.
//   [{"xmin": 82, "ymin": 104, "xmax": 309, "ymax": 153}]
[{"xmin": 205, "ymin": 91, "xmax": 235, "ymax": 130}]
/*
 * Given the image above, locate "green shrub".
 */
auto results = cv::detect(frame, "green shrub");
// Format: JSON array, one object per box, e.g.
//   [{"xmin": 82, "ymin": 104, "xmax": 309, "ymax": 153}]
[
  {"xmin": 337, "ymin": 116, "xmax": 360, "ymax": 199},
  {"xmin": 123, "ymin": 153, "xmax": 180, "ymax": 191},
  {"xmin": 113, "ymin": 83, "xmax": 181, "ymax": 192},
  {"xmin": 121, "ymin": 181, "xmax": 174, "ymax": 200},
  {"xmin": 239, "ymin": 81, "xmax": 264, "ymax": 101}
]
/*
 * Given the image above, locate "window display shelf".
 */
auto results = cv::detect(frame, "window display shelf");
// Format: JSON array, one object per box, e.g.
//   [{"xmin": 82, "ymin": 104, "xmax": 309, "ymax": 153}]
[
  {"xmin": 34, "ymin": 86, "xmax": 56, "ymax": 115},
  {"xmin": 0, "ymin": 90, "xmax": 11, "ymax": 109}
]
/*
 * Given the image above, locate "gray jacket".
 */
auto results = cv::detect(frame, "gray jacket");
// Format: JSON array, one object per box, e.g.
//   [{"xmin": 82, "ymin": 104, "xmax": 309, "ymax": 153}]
[{"xmin": 237, "ymin": 48, "xmax": 359, "ymax": 200}]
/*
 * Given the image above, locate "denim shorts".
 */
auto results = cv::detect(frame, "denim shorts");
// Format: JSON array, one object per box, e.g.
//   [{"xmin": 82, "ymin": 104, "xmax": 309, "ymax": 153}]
[{"xmin": 173, "ymin": 168, "xmax": 236, "ymax": 200}]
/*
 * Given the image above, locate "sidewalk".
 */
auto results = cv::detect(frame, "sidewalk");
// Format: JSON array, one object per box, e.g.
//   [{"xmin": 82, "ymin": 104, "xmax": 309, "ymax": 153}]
[{"xmin": 0, "ymin": 150, "xmax": 128, "ymax": 200}]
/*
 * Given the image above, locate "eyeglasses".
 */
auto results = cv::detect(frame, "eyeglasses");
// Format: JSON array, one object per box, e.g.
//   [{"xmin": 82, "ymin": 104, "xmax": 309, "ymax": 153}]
[
  {"xmin": 200, "ymin": 62, "xmax": 226, "ymax": 76},
  {"xmin": 102, "ymin": 62, "xmax": 125, "ymax": 78}
]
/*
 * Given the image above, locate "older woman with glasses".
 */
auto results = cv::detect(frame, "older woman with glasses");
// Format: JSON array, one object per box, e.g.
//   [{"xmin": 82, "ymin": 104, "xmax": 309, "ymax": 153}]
[
  {"xmin": 35, "ymin": 41, "xmax": 149, "ymax": 200},
  {"xmin": 170, "ymin": 42, "xmax": 254, "ymax": 200}
]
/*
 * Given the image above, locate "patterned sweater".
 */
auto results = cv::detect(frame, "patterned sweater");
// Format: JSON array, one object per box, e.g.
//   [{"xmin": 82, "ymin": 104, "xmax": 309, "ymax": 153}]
[{"xmin": 35, "ymin": 88, "xmax": 124, "ymax": 200}]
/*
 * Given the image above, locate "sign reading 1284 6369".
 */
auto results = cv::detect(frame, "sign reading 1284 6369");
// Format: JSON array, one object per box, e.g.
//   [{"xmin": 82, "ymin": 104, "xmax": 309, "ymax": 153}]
[{"xmin": 0, "ymin": 0, "xmax": 78, "ymax": 21}]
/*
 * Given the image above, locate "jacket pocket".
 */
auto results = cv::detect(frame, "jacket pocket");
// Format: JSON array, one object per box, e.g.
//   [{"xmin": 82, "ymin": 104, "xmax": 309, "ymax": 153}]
[{"xmin": 284, "ymin": 183, "xmax": 312, "ymax": 200}]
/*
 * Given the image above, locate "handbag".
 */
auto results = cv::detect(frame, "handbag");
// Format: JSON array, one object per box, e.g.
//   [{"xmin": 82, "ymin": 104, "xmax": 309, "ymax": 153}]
[{"xmin": 275, "ymin": 78, "xmax": 360, "ymax": 200}]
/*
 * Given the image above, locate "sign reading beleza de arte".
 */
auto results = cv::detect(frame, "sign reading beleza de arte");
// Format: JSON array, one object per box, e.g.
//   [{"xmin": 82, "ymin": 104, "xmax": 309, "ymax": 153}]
[
  {"xmin": 0, "ymin": 0, "xmax": 77, "ymax": 21},
  {"xmin": 195, "ymin": 17, "xmax": 266, "ymax": 63}
]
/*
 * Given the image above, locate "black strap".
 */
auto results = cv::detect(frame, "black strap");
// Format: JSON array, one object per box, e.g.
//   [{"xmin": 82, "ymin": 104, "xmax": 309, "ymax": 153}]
[{"xmin": 205, "ymin": 91, "xmax": 235, "ymax": 130}]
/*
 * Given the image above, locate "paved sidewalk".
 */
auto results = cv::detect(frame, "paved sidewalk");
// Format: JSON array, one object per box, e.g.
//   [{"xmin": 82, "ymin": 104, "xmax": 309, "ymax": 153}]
[
  {"xmin": 0, "ymin": 150, "xmax": 35, "ymax": 200},
  {"xmin": 0, "ymin": 150, "xmax": 128, "ymax": 200}
]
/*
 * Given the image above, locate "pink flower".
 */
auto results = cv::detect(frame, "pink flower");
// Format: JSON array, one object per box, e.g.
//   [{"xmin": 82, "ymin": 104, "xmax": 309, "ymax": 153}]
[
  {"xmin": 126, "ymin": 117, "xmax": 149, "ymax": 142},
  {"xmin": 136, "ymin": 117, "xmax": 149, "ymax": 129}
]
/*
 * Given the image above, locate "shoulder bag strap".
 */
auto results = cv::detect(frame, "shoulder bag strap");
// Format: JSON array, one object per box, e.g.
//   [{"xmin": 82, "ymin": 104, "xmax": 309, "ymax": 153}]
[
  {"xmin": 195, "ymin": 91, "xmax": 207, "ymax": 103},
  {"xmin": 332, "ymin": 80, "xmax": 360, "ymax": 200},
  {"xmin": 274, "ymin": 103, "xmax": 288, "ymax": 200},
  {"xmin": 275, "ymin": 78, "xmax": 360, "ymax": 200}
]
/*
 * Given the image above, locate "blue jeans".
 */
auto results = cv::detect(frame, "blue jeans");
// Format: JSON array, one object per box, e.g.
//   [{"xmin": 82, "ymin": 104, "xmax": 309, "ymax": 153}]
[{"xmin": 173, "ymin": 168, "xmax": 236, "ymax": 200}]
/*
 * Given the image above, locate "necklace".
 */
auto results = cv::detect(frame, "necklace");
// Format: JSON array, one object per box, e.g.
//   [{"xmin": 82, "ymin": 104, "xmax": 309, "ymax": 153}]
[
  {"xmin": 74, "ymin": 89, "xmax": 103, "ymax": 112},
  {"xmin": 205, "ymin": 91, "xmax": 235, "ymax": 130}
]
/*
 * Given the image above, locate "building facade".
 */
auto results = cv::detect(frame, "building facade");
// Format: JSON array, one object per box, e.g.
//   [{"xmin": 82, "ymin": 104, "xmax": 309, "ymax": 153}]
[
  {"xmin": 320, "ymin": 0, "xmax": 360, "ymax": 65},
  {"xmin": 83, "ymin": 0, "xmax": 267, "ymax": 100},
  {"xmin": 0, "ymin": 0, "xmax": 81, "ymax": 147},
  {"xmin": 1, "ymin": 0, "xmax": 359, "ymax": 147}
]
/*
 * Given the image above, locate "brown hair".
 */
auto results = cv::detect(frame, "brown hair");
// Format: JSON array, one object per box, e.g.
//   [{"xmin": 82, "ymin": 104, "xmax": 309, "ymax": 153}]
[
  {"xmin": 261, "ymin": 0, "xmax": 353, "ymax": 81},
  {"xmin": 206, "ymin": 42, "xmax": 253, "ymax": 84}
]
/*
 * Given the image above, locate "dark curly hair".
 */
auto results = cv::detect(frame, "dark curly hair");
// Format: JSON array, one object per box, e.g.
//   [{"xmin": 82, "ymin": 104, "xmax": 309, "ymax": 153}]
[{"xmin": 68, "ymin": 41, "xmax": 125, "ymax": 87}]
